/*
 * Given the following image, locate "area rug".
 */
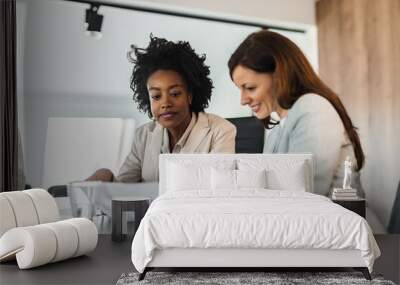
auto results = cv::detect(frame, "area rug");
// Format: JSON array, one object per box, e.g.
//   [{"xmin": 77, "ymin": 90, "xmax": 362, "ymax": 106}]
[{"xmin": 116, "ymin": 271, "xmax": 396, "ymax": 285}]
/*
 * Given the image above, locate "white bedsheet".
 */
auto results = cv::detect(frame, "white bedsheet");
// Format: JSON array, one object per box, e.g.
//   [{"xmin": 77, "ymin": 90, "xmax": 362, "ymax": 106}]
[{"xmin": 131, "ymin": 190, "xmax": 380, "ymax": 273}]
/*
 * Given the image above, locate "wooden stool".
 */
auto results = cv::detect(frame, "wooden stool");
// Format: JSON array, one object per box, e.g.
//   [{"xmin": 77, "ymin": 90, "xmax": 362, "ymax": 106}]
[{"xmin": 112, "ymin": 197, "xmax": 150, "ymax": 242}]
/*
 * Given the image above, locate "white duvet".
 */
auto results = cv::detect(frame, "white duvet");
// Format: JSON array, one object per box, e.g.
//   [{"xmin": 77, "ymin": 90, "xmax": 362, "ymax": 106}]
[{"xmin": 131, "ymin": 190, "xmax": 380, "ymax": 273}]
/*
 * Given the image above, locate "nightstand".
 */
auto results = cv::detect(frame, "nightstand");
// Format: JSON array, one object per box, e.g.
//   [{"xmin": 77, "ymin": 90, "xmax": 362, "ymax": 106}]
[{"xmin": 332, "ymin": 198, "xmax": 366, "ymax": 218}]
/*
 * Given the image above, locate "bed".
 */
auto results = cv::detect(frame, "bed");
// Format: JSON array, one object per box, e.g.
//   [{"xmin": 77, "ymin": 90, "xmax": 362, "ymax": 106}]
[{"xmin": 131, "ymin": 154, "xmax": 380, "ymax": 280}]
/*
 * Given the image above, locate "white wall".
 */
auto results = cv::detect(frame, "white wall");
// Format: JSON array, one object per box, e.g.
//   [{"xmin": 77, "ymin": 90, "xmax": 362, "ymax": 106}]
[
  {"xmin": 17, "ymin": 0, "xmax": 316, "ymax": 187},
  {"xmin": 102, "ymin": 0, "xmax": 316, "ymax": 26}
]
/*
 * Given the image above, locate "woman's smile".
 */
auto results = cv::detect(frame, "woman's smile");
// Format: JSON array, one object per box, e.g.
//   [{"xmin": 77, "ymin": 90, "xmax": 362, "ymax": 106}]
[{"xmin": 250, "ymin": 103, "xmax": 261, "ymax": 113}]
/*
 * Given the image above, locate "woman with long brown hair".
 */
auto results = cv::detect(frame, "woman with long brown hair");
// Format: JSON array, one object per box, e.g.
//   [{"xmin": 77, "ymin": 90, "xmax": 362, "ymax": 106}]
[{"xmin": 229, "ymin": 30, "xmax": 364, "ymax": 197}]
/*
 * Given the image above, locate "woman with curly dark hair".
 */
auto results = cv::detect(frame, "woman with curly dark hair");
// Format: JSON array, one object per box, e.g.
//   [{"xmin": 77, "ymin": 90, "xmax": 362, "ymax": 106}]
[{"xmin": 87, "ymin": 36, "xmax": 236, "ymax": 183}]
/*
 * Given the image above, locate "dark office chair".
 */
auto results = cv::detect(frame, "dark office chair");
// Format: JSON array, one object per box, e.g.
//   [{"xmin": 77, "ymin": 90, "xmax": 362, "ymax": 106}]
[
  {"xmin": 388, "ymin": 180, "xmax": 400, "ymax": 233},
  {"xmin": 226, "ymin": 116, "xmax": 265, "ymax": 153},
  {"xmin": 48, "ymin": 184, "xmax": 68, "ymax": 197}
]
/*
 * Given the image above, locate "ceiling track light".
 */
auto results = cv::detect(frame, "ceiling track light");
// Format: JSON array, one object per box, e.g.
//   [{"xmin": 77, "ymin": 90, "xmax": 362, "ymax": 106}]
[
  {"xmin": 84, "ymin": 4, "xmax": 103, "ymax": 39},
  {"xmin": 66, "ymin": 0, "xmax": 306, "ymax": 34}
]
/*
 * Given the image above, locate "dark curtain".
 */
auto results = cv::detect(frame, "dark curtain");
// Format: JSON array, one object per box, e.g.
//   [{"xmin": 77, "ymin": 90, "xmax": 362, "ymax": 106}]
[{"xmin": 0, "ymin": 0, "xmax": 18, "ymax": 192}]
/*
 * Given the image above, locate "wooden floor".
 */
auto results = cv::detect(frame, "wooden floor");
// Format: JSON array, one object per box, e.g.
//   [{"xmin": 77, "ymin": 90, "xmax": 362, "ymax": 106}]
[{"xmin": 0, "ymin": 235, "xmax": 398, "ymax": 285}]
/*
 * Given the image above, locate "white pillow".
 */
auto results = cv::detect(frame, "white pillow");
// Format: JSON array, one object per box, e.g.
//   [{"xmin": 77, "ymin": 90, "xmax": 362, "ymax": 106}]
[
  {"xmin": 266, "ymin": 165, "xmax": 306, "ymax": 191},
  {"xmin": 211, "ymin": 168, "xmax": 236, "ymax": 190},
  {"xmin": 166, "ymin": 160, "xmax": 235, "ymax": 192},
  {"xmin": 211, "ymin": 168, "xmax": 267, "ymax": 190},
  {"xmin": 237, "ymin": 169, "xmax": 267, "ymax": 189},
  {"xmin": 168, "ymin": 163, "xmax": 210, "ymax": 191},
  {"xmin": 237, "ymin": 158, "xmax": 308, "ymax": 192}
]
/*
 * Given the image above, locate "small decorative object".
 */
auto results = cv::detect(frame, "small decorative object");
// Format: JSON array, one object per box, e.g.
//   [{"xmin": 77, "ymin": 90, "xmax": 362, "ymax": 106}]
[
  {"xmin": 343, "ymin": 156, "xmax": 353, "ymax": 190},
  {"xmin": 332, "ymin": 156, "xmax": 358, "ymax": 200}
]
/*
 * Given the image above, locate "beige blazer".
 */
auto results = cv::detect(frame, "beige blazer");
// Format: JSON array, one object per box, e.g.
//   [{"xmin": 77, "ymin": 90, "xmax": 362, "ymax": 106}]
[{"xmin": 116, "ymin": 112, "xmax": 236, "ymax": 183}]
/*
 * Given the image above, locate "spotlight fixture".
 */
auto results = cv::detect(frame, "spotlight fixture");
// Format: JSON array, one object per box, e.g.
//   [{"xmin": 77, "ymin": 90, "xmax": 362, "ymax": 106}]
[{"xmin": 84, "ymin": 4, "xmax": 103, "ymax": 39}]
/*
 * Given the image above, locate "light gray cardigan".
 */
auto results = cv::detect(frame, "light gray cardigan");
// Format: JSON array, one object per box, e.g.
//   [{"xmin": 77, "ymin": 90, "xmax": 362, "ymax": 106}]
[{"xmin": 264, "ymin": 94, "xmax": 363, "ymax": 197}]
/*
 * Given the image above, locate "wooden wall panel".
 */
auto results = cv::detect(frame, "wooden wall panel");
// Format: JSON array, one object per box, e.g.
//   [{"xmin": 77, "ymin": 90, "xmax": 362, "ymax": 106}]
[{"xmin": 317, "ymin": 0, "xmax": 400, "ymax": 229}]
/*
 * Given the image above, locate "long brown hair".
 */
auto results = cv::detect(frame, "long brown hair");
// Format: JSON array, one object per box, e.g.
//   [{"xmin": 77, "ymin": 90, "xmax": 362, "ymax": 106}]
[{"xmin": 228, "ymin": 30, "xmax": 364, "ymax": 170}]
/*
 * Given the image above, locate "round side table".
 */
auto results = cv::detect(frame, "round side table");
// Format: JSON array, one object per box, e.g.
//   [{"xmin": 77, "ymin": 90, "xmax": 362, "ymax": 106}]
[{"xmin": 111, "ymin": 196, "xmax": 150, "ymax": 242}]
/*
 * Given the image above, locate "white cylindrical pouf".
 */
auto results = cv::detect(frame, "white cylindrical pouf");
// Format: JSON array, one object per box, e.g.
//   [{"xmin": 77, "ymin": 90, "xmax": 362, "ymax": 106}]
[
  {"xmin": 0, "ymin": 196, "xmax": 17, "ymax": 237},
  {"xmin": 0, "ymin": 226, "xmax": 57, "ymax": 269},
  {"xmin": 65, "ymin": 218, "xmax": 98, "ymax": 257},
  {"xmin": 42, "ymin": 221, "xmax": 79, "ymax": 262},
  {"xmin": 17, "ymin": 226, "xmax": 57, "ymax": 269},
  {"xmin": 1, "ymin": 192, "xmax": 39, "ymax": 227},
  {"xmin": 23, "ymin": 189, "xmax": 59, "ymax": 224},
  {"xmin": 0, "ymin": 218, "xmax": 97, "ymax": 269}
]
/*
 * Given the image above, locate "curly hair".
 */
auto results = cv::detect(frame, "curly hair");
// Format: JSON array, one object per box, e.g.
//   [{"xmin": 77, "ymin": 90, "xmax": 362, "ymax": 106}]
[{"xmin": 129, "ymin": 36, "xmax": 213, "ymax": 118}]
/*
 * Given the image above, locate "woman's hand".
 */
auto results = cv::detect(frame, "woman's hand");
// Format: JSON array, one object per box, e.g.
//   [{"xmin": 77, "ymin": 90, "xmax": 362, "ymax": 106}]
[{"xmin": 85, "ymin": 168, "xmax": 115, "ymax": 182}]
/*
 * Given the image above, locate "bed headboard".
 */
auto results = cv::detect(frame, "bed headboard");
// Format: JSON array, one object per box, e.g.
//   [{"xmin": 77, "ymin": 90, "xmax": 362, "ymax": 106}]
[{"xmin": 159, "ymin": 154, "xmax": 314, "ymax": 195}]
